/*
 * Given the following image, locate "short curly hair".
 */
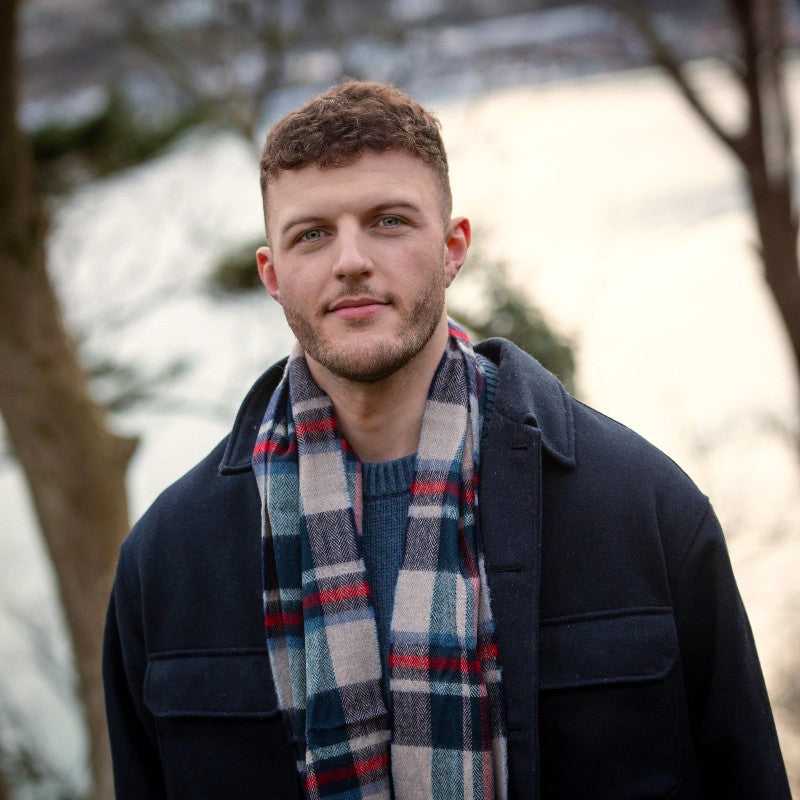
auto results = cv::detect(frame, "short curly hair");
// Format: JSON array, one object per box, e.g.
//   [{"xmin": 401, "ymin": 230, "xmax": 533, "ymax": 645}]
[{"xmin": 259, "ymin": 80, "xmax": 452, "ymax": 227}]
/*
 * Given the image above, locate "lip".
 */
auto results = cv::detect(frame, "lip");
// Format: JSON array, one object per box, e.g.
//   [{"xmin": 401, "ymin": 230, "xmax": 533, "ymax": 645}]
[{"xmin": 327, "ymin": 296, "xmax": 389, "ymax": 320}]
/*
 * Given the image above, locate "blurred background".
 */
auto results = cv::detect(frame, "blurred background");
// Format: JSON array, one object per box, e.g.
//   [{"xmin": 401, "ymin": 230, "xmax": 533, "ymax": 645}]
[{"xmin": 2, "ymin": 0, "xmax": 799, "ymax": 797}]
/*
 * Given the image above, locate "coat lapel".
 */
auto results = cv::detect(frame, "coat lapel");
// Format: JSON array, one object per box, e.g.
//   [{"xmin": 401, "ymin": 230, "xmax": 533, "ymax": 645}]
[{"xmin": 480, "ymin": 411, "xmax": 543, "ymax": 799}]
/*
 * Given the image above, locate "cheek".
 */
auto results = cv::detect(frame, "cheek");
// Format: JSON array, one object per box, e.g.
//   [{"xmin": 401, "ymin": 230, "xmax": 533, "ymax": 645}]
[{"xmin": 276, "ymin": 273, "xmax": 319, "ymax": 312}]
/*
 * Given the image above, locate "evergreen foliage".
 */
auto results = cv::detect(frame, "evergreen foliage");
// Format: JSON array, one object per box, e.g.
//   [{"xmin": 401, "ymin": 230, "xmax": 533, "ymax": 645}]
[
  {"xmin": 209, "ymin": 238, "xmax": 266, "ymax": 294},
  {"xmin": 31, "ymin": 90, "xmax": 201, "ymax": 189},
  {"xmin": 451, "ymin": 252, "xmax": 577, "ymax": 393}
]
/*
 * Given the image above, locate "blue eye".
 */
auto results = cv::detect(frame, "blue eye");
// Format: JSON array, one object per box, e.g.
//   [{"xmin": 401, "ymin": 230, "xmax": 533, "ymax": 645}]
[
  {"xmin": 300, "ymin": 229, "xmax": 323, "ymax": 242},
  {"xmin": 378, "ymin": 216, "xmax": 402, "ymax": 227}
]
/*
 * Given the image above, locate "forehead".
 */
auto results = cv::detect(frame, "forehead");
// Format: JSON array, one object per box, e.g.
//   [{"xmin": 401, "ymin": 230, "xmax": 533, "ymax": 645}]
[{"xmin": 265, "ymin": 151, "xmax": 442, "ymax": 230}]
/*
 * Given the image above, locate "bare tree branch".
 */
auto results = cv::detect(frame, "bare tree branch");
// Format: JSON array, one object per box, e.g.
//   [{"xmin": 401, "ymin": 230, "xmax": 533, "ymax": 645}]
[
  {"xmin": 601, "ymin": 0, "xmax": 800, "ymax": 459},
  {"xmin": 116, "ymin": 0, "xmax": 293, "ymax": 141},
  {"xmin": 603, "ymin": 0, "xmax": 744, "ymax": 159}
]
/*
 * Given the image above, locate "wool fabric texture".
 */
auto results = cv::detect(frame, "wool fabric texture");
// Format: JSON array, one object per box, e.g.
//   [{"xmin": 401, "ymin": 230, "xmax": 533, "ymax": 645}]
[
  {"xmin": 361, "ymin": 453, "xmax": 416, "ymax": 700},
  {"xmin": 252, "ymin": 321, "xmax": 507, "ymax": 800}
]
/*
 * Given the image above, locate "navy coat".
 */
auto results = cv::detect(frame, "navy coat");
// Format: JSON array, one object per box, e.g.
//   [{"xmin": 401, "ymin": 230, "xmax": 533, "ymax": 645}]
[{"xmin": 103, "ymin": 339, "xmax": 790, "ymax": 798}]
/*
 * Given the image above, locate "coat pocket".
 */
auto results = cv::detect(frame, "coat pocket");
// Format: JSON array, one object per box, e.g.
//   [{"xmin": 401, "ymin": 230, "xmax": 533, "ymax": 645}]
[
  {"xmin": 538, "ymin": 608, "xmax": 682, "ymax": 800},
  {"xmin": 144, "ymin": 649, "xmax": 301, "ymax": 799}
]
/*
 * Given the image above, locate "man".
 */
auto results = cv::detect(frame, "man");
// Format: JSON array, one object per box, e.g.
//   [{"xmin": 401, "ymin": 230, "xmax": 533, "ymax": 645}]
[{"xmin": 103, "ymin": 81, "xmax": 790, "ymax": 799}]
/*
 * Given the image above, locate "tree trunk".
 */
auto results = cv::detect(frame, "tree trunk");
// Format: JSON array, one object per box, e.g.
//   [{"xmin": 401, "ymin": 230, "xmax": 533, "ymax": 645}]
[
  {"xmin": 746, "ymin": 168, "xmax": 800, "ymax": 395},
  {"xmin": 0, "ymin": 1, "xmax": 136, "ymax": 798},
  {"xmin": 613, "ymin": 0, "xmax": 800, "ymax": 429},
  {"xmin": 737, "ymin": 0, "xmax": 800, "ymax": 422}
]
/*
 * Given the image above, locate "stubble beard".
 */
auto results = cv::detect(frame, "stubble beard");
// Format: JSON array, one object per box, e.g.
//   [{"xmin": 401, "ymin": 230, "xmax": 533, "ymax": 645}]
[{"xmin": 282, "ymin": 278, "xmax": 446, "ymax": 385}]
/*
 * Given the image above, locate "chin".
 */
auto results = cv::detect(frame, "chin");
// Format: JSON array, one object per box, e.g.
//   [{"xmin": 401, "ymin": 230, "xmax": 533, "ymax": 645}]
[
  {"xmin": 312, "ymin": 332, "xmax": 430, "ymax": 384},
  {"xmin": 287, "ymin": 300, "xmax": 444, "ymax": 385}
]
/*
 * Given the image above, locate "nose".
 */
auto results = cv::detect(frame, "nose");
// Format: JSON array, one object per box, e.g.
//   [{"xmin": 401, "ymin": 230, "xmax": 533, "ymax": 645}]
[{"xmin": 332, "ymin": 225, "xmax": 372, "ymax": 279}]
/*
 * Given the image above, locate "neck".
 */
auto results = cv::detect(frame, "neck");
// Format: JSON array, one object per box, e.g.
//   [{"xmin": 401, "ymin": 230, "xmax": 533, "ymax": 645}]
[{"xmin": 306, "ymin": 319, "xmax": 449, "ymax": 462}]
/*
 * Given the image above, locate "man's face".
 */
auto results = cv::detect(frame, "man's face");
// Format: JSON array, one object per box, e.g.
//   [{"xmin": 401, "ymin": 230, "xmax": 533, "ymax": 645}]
[{"xmin": 257, "ymin": 151, "xmax": 470, "ymax": 385}]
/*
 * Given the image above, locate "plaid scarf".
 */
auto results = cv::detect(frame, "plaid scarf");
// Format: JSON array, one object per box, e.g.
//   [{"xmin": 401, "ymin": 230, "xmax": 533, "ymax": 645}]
[{"xmin": 252, "ymin": 321, "xmax": 507, "ymax": 800}]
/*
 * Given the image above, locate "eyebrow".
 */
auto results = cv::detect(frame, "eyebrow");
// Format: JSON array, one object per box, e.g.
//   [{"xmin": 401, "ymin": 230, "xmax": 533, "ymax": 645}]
[
  {"xmin": 279, "ymin": 200, "xmax": 423, "ymax": 240},
  {"xmin": 279, "ymin": 215, "xmax": 325, "ymax": 240}
]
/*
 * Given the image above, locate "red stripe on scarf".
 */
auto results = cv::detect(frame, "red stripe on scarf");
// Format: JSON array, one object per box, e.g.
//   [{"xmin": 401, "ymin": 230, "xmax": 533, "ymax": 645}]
[
  {"xmin": 478, "ymin": 641, "xmax": 499, "ymax": 660},
  {"xmin": 302, "ymin": 581, "xmax": 370, "ymax": 610},
  {"xmin": 411, "ymin": 479, "xmax": 460, "ymax": 495},
  {"xmin": 448, "ymin": 324, "xmax": 470, "ymax": 342},
  {"xmin": 253, "ymin": 439, "xmax": 296, "ymax": 456},
  {"xmin": 389, "ymin": 652, "xmax": 481, "ymax": 674},
  {"xmin": 295, "ymin": 418, "xmax": 336, "ymax": 436},
  {"xmin": 304, "ymin": 752, "xmax": 389, "ymax": 791},
  {"xmin": 264, "ymin": 611, "xmax": 303, "ymax": 630}
]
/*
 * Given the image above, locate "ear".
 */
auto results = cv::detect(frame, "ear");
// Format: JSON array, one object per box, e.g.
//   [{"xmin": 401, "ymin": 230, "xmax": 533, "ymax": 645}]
[
  {"xmin": 443, "ymin": 217, "xmax": 471, "ymax": 287},
  {"xmin": 256, "ymin": 246, "xmax": 281, "ymax": 302}
]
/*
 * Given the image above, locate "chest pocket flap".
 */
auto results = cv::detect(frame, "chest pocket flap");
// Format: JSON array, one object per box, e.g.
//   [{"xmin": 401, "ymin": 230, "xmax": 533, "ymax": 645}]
[
  {"xmin": 539, "ymin": 607, "xmax": 677, "ymax": 690},
  {"xmin": 144, "ymin": 649, "xmax": 279, "ymax": 719}
]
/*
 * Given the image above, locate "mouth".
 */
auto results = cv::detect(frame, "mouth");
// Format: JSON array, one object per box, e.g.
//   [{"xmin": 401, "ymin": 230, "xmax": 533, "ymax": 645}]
[{"xmin": 327, "ymin": 296, "xmax": 390, "ymax": 320}]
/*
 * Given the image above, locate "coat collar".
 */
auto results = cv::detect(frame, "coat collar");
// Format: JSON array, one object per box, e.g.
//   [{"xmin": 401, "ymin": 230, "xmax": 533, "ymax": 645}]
[
  {"xmin": 218, "ymin": 338, "xmax": 576, "ymax": 474},
  {"xmin": 476, "ymin": 338, "xmax": 575, "ymax": 468}
]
